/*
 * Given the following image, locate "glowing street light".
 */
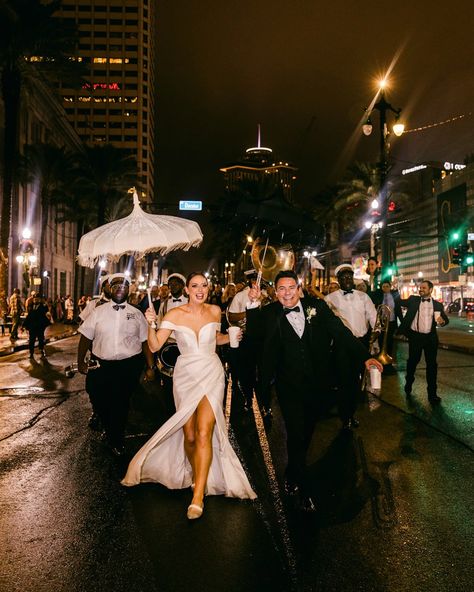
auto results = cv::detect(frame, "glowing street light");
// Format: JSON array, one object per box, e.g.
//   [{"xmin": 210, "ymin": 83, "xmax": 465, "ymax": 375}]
[{"xmin": 363, "ymin": 77, "xmax": 404, "ymax": 281}]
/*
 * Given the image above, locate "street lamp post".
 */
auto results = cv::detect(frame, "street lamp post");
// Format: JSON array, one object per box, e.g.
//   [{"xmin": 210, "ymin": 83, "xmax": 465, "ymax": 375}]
[
  {"xmin": 363, "ymin": 80, "xmax": 404, "ymax": 281},
  {"xmin": 16, "ymin": 228, "xmax": 38, "ymax": 296}
]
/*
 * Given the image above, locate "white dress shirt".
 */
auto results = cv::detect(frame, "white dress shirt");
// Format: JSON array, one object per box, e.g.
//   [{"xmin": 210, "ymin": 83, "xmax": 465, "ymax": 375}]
[
  {"xmin": 79, "ymin": 296, "xmax": 109, "ymax": 322},
  {"xmin": 325, "ymin": 289, "xmax": 376, "ymax": 338},
  {"xmin": 228, "ymin": 287, "xmax": 252, "ymax": 313},
  {"xmin": 283, "ymin": 301, "xmax": 305, "ymax": 338},
  {"xmin": 79, "ymin": 301, "xmax": 148, "ymax": 360},
  {"xmin": 157, "ymin": 294, "xmax": 188, "ymax": 325},
  {"xmin": 410, "ymin": 298, "xmax": 433, "ymax": 333},
  {"xmin": 382, "ymin": 292, "xmax": 396, "ymax": 321}
]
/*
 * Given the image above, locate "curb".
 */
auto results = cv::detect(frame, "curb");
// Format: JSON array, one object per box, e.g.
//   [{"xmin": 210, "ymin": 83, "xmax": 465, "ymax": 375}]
[
  {"xmin": 395, "ymin": 334, "xmax": 474, "ymax": 356},
  {"xmin": 0, "ymin": 329, "xmax": 79, "ymax": 358}
]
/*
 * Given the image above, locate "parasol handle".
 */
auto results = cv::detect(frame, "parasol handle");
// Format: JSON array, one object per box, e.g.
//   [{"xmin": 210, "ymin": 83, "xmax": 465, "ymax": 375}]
[
  {"xmin": 146, "ymin": 288, "xmax": 157, "ymax": 329},
  {"xmin": 256, "ymin": 238, "xmax": 269, "ymax": 290}
]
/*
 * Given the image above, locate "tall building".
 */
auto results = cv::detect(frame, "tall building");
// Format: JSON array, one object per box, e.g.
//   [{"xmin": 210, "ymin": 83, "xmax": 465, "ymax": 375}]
[
  {"xmin": 4, "ymin": 75, "xmax": 83, "ymax": 297},
  {"xmin": 220, "ymin": 127, "xmax": 297, "ymax": 203},
  {"xmin": 57, "ymin": 0, "xmax": 156, "ymax": 201}
]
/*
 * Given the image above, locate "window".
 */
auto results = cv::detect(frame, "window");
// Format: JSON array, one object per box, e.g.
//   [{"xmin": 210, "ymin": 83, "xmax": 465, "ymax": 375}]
[
  {"xmin": 110, "ymin": 18, "xmax": 122, "ymax": 25},
  {"xmin": 94, "ymin": 31, "xmax": 106, "ymax": 38},
  {"xmin": 110, "ymin": 6, "xmax": 122, "ymax": 12},
  {"xmin": 125, "ymin": 6, "xmax": 138, "ymax": 13},
  {"xmin": 109, "ymin": 135, "xmax": 122, "ymax": 142},
  {"xmin": 109, "ymin": 31, "xmax": 122, "ymax": 38},
  {"xmin": 78, "ymin": 108, "xmax": 90, "ymax": 114},
  {"xmin": 125, "ymin": 19, "xmax": 138, "ymax": 25},
  {"xmin": 94, "ymin": 18, "xmax": 107, "ymax": 25},
  {"xmin": 109, "ymin": 122, "xmax": 122, "ymax": 128},
  {"xmin": 126, "ymin": 45, "xmax": 138, "ymax": 51}
]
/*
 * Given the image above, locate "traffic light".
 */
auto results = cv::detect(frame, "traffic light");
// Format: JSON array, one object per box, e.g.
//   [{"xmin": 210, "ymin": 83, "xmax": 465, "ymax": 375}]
[
  {"xmin": 450, "ymin": 231, "xmax": 460, "ymax": 243},
  {"xmin": 451, "ymin": 246, "xmax": 461, "ymax": 265}
]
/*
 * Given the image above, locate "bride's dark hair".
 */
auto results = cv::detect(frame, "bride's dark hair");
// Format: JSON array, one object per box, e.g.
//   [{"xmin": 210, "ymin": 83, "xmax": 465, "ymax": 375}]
[{"xmin": 186, "ymin": 271, "xmax": 208, "ymax": 286}]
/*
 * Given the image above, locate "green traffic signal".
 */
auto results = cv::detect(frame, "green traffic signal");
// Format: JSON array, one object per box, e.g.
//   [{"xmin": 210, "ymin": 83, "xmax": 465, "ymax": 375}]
[
  {"xmin": 450, "ymin": 231, "xmax": 460, "ymax": 242},
  {"xmin": 466, "ymin": 255, "xmax": 474, "ymax": 265}
]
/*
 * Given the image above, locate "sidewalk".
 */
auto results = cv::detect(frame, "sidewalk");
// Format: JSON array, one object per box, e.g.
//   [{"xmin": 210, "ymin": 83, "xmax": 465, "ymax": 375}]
[
  {"xmin": 1, "ymin": 315, "xmax": 473, "ymax": 357},
  {"xmin": 393, "ymin": 314, "xmax": 474, "ymax": 355},
  {"xmin": 0, "ymin": 322, "xmax": 79, "ymax": 357}
]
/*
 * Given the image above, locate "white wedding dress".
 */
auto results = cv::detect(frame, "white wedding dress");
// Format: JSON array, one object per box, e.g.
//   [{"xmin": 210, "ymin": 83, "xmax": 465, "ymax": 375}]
[{"xmin": 121, "ymin": 320, "xmax": 256, "ymax": 499}]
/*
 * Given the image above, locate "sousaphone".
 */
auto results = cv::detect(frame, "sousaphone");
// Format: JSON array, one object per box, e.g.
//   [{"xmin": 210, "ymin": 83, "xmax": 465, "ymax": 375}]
[{"xmin": 250, "ymin": 238, "xmax": 295, "ymax": 283}]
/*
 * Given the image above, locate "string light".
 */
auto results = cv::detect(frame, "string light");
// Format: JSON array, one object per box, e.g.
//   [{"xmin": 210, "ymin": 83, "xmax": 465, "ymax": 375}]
[{"xmin": 403, "ymin": 112, "xmax": 472, "ymax": 134}]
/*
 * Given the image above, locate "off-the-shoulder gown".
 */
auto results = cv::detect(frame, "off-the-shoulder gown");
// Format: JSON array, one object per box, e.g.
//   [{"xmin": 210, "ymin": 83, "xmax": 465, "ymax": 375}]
[{"xmin": 121, "ymin": 320, "xmax": 256, "ymax": 499}]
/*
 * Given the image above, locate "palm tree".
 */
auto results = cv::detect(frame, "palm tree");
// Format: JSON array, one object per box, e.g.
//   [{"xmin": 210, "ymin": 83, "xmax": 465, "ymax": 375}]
[
  {"xmin": 0, "ymin": 0, "xmax": 84, "ymax": 293},
  {"xmin": 316, "ymin": 161, "xmax": 411, "ymax": 262}
]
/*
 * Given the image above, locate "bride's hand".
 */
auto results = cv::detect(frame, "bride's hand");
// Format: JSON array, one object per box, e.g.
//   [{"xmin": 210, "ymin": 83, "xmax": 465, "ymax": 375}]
[{"xmin": 145, "ymin": 307, "xmax": 157, "ymax": 326}]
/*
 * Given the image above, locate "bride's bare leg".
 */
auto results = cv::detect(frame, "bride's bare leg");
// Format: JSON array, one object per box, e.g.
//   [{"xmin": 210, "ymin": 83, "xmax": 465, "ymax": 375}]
[
  {"xmin": 191, "ymin": 396, "xmax": 215, "ymax": 507},
  {"xmin": 183, "ymin": 413, "xmax": 197, "ymax": 478}
]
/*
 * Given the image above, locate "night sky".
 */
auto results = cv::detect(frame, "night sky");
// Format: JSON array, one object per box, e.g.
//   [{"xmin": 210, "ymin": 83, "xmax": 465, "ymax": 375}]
[{"xmin": 155, "ymin": 0, "xmax": 474, "ymax": 267}]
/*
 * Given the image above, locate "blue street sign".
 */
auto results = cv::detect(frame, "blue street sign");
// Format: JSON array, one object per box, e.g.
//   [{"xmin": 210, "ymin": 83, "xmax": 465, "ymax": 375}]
[{"xmin": 179, "ymin": 200, "xmax": 202, "ymax": 211}]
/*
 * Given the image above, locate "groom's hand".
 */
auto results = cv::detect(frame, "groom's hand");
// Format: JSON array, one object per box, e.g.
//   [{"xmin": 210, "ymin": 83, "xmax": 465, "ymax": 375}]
[{"xmin": 248, "ymin": 286, "xmax": 261, "ymax": 303}]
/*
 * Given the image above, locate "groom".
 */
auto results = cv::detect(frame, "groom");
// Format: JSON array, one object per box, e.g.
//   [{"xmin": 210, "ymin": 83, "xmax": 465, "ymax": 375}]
[{"xmin": 246, "ymin": 270, "xmax": 382, "ymax": 511}]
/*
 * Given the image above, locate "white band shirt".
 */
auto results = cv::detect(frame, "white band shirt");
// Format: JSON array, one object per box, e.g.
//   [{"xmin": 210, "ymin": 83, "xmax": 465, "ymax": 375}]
[
  {"xmin": 79, "ymin": 301, "xmax": 148, "ymax": 360},
  {"xmin": 325, "ymin": 289, "xmax": 376, "ymax": 338}
]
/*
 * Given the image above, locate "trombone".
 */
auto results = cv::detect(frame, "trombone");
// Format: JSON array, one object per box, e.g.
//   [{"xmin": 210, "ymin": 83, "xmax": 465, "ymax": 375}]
[{"xmin": 362, "ymin": 304, "xmax": 393, "ymax": 391}]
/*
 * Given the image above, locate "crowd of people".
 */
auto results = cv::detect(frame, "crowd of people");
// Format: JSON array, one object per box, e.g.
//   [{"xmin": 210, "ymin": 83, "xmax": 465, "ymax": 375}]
[{"xmin": 1, "ymin": 261, "xmax": 449, "ymax": 518}]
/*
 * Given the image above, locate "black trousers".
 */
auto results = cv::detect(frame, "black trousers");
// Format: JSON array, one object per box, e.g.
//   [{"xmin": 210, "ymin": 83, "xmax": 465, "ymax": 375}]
[
  {"xmin": 405, "ymin": 330, "xmax": 438, "ymax": 397},
  {"xmin": 28, "ymin": 327, "xmax": 46, "ymax": 354},
  {"xmin": 228, "ymin": 336, "xmax": 259, "ymax": 406},
  {"xmin": 277, "ymin": 382, "xmax": 320, "ymax": 495},
  {"xmin": 336, "ymin": 333, "xmax": 370, "ymax": 422},
  {"xmin": 86, "ymin": 353, "xmax": 144, "ymax": 447}
]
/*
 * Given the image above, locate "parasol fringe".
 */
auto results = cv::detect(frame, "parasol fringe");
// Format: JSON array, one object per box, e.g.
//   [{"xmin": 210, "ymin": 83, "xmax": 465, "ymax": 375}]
[{"xmin": 77, "ymin": 237, "xmax": 203, "ymax": 268}]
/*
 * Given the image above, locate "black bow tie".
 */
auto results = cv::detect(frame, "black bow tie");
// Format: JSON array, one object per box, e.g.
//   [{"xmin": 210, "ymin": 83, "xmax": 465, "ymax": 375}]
[
  {"xmin": 172, "ymin": 298, "xmax": 182, "ymax": 302},
  {"xmin": 343, "ymin": 290, "xmax": 353, "ymax": 295},
  {"xmin": 112, "ymin": 304, "xmax": 125, "ymax": 310},
  {"xmin": 421, "ymin": 298, "xmax": 431, "ymax": 302},
  {"xmin": 283, "ymin": 306, "xmax": 300, "ymax": 314}
]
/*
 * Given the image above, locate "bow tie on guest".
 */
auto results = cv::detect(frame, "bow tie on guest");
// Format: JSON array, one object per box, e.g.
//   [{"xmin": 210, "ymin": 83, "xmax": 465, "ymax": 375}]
[
  {"xmin": 172, "ymin": 298, "xmax": 182, "ymax": 302},
  {"xmin": 421, "ymin": 298, "xmax": 431, "ymax": 302},
  {"xmin": 112, "ymin": 304, "xmax": 125, "ymax": 310},
  {"xmin": 343, "ymin": 290, "xmax": 353, "ymax": 295},
  {"xmin": 283, "ymin": 306, "xmax": 301, "ymax": 314}
]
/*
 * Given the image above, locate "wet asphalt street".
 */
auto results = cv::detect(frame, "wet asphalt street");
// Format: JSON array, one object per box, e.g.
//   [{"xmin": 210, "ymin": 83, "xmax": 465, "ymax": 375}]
[{"xmin": 1, "ymin": 335, "xmax": 473, "ymax": 592}]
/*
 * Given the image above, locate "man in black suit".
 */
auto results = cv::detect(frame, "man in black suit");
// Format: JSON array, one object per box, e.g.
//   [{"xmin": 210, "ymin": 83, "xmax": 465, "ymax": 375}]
[
  {"xmin": 138, "ymin": 284, "xmax": 161, "ymax": 314},
  {"xmin": 397, "ymin": 280, "xmax": 449, "ymax": 404},
  {"xmin": 246, "ymin": 270, "xmax": 382, "ymax": 511}
]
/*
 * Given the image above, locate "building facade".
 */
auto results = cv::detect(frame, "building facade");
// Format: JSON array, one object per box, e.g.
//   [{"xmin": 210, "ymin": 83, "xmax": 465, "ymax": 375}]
[
  {"xmin": 57, "ymin": 0, "xmax": 156, "ymax": 201},
  {"xmin": 220, "ymin": 129, "xmax": 297, "ymax": 203},
  {"xmin": 5, "ymin": 76, "xmax": 83, "ymax": 298}
]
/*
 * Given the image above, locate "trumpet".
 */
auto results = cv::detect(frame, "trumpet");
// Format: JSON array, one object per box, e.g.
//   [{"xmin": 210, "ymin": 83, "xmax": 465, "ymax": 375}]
[{"xmin": 65, "ymin": 359, "xmax": 101, "ymax": 378}]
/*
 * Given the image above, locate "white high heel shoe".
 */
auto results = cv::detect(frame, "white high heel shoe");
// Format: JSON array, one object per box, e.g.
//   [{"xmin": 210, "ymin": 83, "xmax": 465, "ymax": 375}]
[{"xmin": 187, "ymin": 503, "xmax": 204, "ymax": 520}]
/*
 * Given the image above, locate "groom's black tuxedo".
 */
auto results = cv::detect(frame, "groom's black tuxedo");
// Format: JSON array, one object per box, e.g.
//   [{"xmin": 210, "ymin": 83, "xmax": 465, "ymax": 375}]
[{"xmin": 246, "ymin": 296, "xmax": 370, "ymax": 492}]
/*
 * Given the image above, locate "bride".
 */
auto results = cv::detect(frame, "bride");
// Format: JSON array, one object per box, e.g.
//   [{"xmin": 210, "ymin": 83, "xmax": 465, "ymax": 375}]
[{"xmin": 121, "ymin": 272, "xmax": 256, "ymax": 519}]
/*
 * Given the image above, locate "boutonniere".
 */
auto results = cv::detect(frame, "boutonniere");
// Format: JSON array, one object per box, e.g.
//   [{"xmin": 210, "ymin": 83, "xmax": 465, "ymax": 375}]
[{"xmin": 306, "ymin": 306, "xmax": 317, "ymax": 324}]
